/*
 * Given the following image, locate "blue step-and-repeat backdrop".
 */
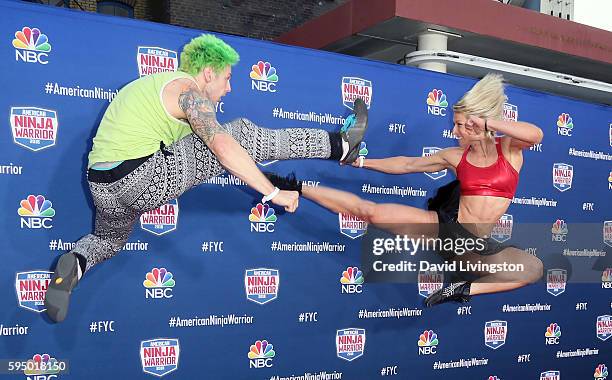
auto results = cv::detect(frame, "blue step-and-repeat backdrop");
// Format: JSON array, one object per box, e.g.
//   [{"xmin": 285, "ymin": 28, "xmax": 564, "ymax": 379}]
[{"xmin": 0, "ymin": 2, "xmax": 611, "ymax": 379}]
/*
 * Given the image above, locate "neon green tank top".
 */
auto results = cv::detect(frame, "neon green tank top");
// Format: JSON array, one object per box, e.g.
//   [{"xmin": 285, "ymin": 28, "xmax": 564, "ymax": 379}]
[{"xmin": 88, "ymin": 71, "xmax": 195, "ymax": 168}]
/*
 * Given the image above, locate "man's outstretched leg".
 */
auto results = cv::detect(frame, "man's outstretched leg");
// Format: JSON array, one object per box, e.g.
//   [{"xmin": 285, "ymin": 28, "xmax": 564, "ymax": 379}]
[
  {"xmin": 159, "ymin": 97, "xmax": 369, "ymax": 193},
  {"xmin": 44, "ymin": 156, "xmax": 167, "ymax": 323},
  {"xmin": 45, "ymin": 204, "xmax": 140, "ymax": 322},
  {"xmin": 44, "ymin": 253, "xmax": 80, "ymax": 323},
  {"xmin": 224, "ymin": 98, "xmax": 368, "ymax": 164}
]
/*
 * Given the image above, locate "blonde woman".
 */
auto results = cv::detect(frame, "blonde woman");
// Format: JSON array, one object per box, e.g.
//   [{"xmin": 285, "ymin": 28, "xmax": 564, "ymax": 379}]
[{"xmin": 266, "ymin": 74, "xmax": 544, "ymax": 306}]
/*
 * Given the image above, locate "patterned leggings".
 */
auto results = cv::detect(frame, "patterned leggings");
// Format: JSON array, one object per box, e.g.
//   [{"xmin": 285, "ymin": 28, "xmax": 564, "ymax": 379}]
[{"xmin": 74, "ymin": 118, "xmax": 331, "ymax": 271}]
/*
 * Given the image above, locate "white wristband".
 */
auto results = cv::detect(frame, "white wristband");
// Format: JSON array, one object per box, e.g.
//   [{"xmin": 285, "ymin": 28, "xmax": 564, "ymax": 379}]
[
  {"xmin": 358, "ymin": 156, "xmax": 365, "ymax": 168},
  {"xmin": 262, "ymin": 187, "xmax": 280, "ymax": 203}
]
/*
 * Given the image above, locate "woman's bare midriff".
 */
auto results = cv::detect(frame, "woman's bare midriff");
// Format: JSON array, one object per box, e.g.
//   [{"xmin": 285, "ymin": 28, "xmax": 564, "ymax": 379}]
[{"xmin": 457, "ymin": 195, "xmax": 511, "ymax": 237}]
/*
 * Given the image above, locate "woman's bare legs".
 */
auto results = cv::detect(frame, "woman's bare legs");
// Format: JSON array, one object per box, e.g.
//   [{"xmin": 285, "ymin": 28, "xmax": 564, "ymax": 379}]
[
  {"xmin": 301, "ymin": 185, "xmax": 439, "ymax": 237},
  {"xmin": 454, "ymin": 247, "xmax": 543, "ymax": 295},
  {"xmin": 301, "ymin": 185, "xmax": 544, "ymax": 303}
]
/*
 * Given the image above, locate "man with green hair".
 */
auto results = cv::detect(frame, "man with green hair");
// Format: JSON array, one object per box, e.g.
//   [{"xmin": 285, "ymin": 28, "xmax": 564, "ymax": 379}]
[{"xmin": 44, "ymin": 34, "xmax": 368, "ymax": 323}]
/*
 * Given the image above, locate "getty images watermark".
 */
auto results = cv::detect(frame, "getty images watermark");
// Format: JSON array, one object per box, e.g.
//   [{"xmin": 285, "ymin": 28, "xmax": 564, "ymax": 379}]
[
  {"xmin": 369, "ymin": 234, "xmax": 525, "ymax": 274},
  {"xmin": 359, "ymin": 222, "xmax": 611, "ymax": 284}
]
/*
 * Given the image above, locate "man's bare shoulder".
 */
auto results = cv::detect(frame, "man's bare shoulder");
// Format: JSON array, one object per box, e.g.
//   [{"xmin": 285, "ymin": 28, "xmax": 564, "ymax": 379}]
[
  {"xmin": 164, "ymin": 77, "xmax": 199, "ymax": 97},
  {"xmin": 162, "ymin": 78, "xmax": 200, "ymax": 120}
]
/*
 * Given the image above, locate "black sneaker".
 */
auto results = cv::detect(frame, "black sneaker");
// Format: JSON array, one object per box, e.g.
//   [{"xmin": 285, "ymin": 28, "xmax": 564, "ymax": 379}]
[
  {"xmin": 44, "ymin": 252, "xmax": 80, "ymax": 323},
  {"xmin": 424, "ymin": 281, "xmax": 472, "ymax": 307},
  {"xmin": 340, "ymin": 98, "xmax": 368, "ymax": 164}
]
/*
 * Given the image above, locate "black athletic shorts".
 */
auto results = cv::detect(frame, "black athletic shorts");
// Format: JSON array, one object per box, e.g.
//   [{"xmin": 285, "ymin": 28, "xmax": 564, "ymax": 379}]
[{"xmin": 427, "ymin": 180, "xmax": 515, "ymax": 259}]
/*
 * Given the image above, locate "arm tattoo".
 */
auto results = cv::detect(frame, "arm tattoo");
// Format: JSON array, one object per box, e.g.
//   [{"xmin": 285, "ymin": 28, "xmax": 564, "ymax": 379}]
[{"xmin": 178, "ymin": 88, "xmax": 227, "ymax": 145}]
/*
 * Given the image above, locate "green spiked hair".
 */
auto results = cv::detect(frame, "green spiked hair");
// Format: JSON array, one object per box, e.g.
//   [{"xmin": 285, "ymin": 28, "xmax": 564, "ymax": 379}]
[{"xmin": 179, "ymin": 34, "xmax": 240, "ymax": 75}]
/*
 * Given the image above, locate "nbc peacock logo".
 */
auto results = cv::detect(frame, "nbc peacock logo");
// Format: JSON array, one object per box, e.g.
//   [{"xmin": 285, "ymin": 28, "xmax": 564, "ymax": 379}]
[
  {"xmin": 250, "ymin": 61, "xmax": 278, "ymax": 92},
  {"xmin": 545, "ymin": 323, "xmax": 561, "ymax": 345},
  {"xmin": 249, "ymin": 203, "xmax": 277, "ymax": 233},
  {"xmin": 23, "ymin": 353, "xmax": 63, "ymax": 376},
  {"xmin": 143, "ymin": 268, "xmax": 175, "ymax": 299},
  {"xmin": 18, "ymin": 194, "xmax": 55, "ymax": 229},
  {"xmin": 248, "ymin": 339, "xmax": 275, "ymax": 368},
  {"xmin": 557, "ymin": 113, "xmax": 573, "ymax": 136},
  {"xmin": 340, "ymin": 266, "xmax": 364, "ymax": 294},
  {"xmin": 341, "ymin": 267, "xmax": 364, "ymax": 284},
  {"xmin": 417, "ymin": 330, "xmax": 438, "ymax": 355},
  {"xmin": 551, "ymin": 219, "xmax": 568, "ymax": 242},
  {"xmin": 489, "ymin": 377, "xmax": 502, "ymax": 380},
  {"xmin": 13, "ymin": 26, "xmax": 51, "ymax": 64},
  {"xmin": 426, "ymin": 89, "xmax": 448, "ymax": 116},
  {"xmin": 594, "ymin": 364, "xmax": 608, "ymax": 380}
]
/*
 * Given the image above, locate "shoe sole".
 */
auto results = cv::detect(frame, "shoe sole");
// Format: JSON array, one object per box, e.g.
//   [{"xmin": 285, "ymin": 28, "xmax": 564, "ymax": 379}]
[
  {"xmin": 44, "ymin": 253, "xmax": 79, "ymax": 323},
  {"xmin": 341, "ymin": 98, "xmax": 369, "ymax": 164}
]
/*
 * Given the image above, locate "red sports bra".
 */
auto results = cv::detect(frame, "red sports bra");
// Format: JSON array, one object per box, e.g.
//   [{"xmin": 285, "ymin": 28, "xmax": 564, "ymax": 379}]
[{"xmin": 456, "ymin": 139, "xmax": 519, "ymax": 199}]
